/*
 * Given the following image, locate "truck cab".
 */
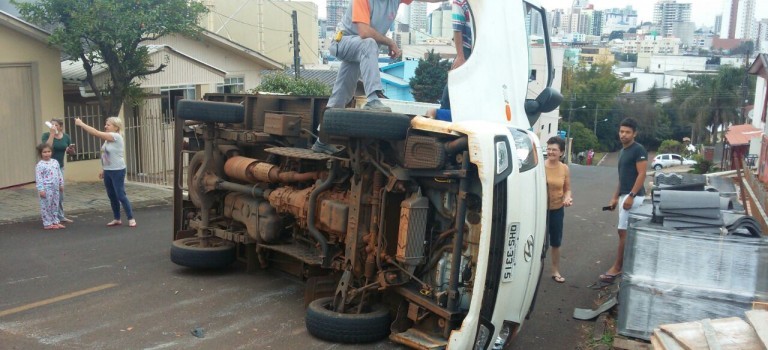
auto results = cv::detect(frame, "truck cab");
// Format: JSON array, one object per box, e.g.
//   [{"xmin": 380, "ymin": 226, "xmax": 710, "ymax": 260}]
[{"xmin": 170, "ymin": 1, "xmax": 561, "ymax": 349}]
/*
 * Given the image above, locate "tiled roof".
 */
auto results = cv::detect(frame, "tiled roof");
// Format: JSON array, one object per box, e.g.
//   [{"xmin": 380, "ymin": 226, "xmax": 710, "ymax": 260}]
[{"xmin": 725, "ymin": 124, "xmax": 762, "ymax": 146}]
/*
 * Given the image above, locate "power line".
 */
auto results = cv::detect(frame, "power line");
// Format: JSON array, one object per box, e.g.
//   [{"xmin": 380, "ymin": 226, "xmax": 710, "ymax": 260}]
[{"xmin": 209, "ymin": 9, "xmax": 292, "ymax": 33}]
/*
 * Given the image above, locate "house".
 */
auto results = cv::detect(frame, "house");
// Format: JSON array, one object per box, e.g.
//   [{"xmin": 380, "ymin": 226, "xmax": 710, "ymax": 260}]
[
  {"xmin": 0, "ymin": 10, "xmax": 64, "ymax": 188},
  {"xmin": 747, "ymin": 53, "xmax": 768, "ymax": 183},
  {"xmin": 380, "ymin": 60, "xmax": 419, "ymax": 102},
  {"xmin": 722, "ymin": 124, "xmax": 763, "ymax": 171},
  {"xmin": 61, "ymin": 30, "xmax": 283, "ymax": 186}
]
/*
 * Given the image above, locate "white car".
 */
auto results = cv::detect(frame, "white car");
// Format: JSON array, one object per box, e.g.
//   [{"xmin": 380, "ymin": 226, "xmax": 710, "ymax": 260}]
[{"xmin": 652, "ymin": 153, "xmax": 697, "ymax": 170}]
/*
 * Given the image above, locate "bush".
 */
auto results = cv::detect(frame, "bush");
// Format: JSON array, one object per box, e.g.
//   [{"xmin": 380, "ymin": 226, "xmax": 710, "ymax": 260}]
[
  {"xmin": 657, "ymin": 139, "xmax": 684, "ymax": 155},
  {"xmin": 251, "ymin": 71, "xmax": 331, "ymax": 96},
  {"xmin": 690, "ymin": 154, "xmax": 715, "ymax": 174}
]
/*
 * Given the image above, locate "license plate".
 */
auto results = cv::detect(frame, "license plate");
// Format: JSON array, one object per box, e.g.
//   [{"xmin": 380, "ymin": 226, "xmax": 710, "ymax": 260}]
[{"xmin": 502, "ymin": 223, "xmax": 519, "ymax": 282}]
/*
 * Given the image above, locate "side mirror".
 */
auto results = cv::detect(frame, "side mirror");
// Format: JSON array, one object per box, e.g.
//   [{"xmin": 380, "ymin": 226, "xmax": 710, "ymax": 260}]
[{"xmin": 525, "ymin": 87, "xmax": 563, "ymax": 124}]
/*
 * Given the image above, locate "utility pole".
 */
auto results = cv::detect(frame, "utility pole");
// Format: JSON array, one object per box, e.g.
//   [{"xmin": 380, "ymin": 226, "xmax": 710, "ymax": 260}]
[
  {"xmin": 593, "ymin": 105, "xmax": 599, "ymax": 135},
  {"xmin": 292, "ymin": 10, "xmax": 301, "ymax": 79}
]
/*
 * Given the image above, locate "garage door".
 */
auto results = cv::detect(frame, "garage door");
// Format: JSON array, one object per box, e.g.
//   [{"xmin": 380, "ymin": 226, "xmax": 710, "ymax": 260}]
[{"xmin": 0, "ymin": 64, "xmax": 37, "ymax": 188}]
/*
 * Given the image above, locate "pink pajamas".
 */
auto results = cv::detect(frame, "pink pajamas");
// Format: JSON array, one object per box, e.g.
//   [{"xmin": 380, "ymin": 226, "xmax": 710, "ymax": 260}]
[{"xmin": 36, "ymin": 159, "xmax": 63, "ymax": 227}]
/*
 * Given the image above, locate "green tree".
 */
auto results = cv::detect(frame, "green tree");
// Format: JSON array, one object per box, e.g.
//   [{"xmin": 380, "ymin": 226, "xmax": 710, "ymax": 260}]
[
  {"xmin": 676, "ymin": 66, "xmax": 754, "ymax": 144},
  {"xmin": 561, "ymin": 63, "xmax": 626, "ymax": 147},
  {"xmin": 562, "ymin": 121, "xmax": 598, "ymax": 154},
  {"xmin": 410, "ymin": 50, "xmax": 450, "ymax": 103},
  {"xmin": 15, "ymin": 0, "xmax": 208, "ymax": 117},
  {"xmin": 658, "ymin": 140, "xmax": 684, "ymax": 154},
  {"xmin": 252, "ymin": 71, "xmax": 331, "ymax": 96}
]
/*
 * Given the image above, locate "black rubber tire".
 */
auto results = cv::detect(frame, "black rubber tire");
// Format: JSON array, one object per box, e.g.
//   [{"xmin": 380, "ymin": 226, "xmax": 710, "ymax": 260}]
[
  {"xmin": 323, "ymin": 108, "xmax": 410, "ymax": 140},
  {"xmin": 170, "ymin": 237, "xmax": 236, "ymax": 269},
  {"xmin": 187, "ymin": 152, "xmax": 206, "ymax": 209},
  {"xmin": 305, "ymin": 297, "xmax": 391, "ymax": 343},
  {"xmin": 177, "ymin": 99, "xmax": 244, "ymax": 124},
  {"xmin": 654, "ymin": 164, "xmax": 663, "ymax": 171}
]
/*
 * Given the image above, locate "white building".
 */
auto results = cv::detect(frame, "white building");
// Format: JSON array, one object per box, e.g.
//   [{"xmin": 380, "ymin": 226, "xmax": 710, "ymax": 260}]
[
  {"xmin": 644, "ymin": 55, "xmax": 707, "ymax": 72},
  {"xmin": 427, "ymin": 4, "xmax": 453, "ymax": 39},
  {"xmin": 757, "ymin": 19, "xmax": 768, "ymax": 53},
  {"xmin": 653, "ymin": 0, "xmax": 692, "ymax": 37},
  {"xmin": 671, "ymin": 21, "xmax": 695, "ymax": 46}
]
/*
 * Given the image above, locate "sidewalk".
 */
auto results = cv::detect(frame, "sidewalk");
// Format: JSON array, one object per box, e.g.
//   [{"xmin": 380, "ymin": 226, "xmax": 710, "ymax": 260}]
[{"xmin": 0, "ymin": 181, "xmax": 172, "ymax": 225}]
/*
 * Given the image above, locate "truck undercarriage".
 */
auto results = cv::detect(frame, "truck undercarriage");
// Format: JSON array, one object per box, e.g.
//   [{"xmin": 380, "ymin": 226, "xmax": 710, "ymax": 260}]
[{"xmin": 171, "ymin": 95, "xmax": 506, "ymax": 348}]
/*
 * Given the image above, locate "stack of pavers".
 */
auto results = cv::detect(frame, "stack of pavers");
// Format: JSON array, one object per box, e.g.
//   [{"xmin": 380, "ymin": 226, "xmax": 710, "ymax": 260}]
[
  {"xmin": 651, "ymin": 172, "xmax": 761, "ymax": 236},
  {"xmin": 618, "ymin": 173, "xmax": 768, "ymax": 340}
]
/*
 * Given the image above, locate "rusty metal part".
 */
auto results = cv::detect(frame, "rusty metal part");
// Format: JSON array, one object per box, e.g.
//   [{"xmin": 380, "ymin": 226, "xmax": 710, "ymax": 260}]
[
  {"xmin": 265, "ymin": 147, "xmax": 331, "ymax": 160},
  {"xmin": 307, "ymin": 160, "xmax": 339, "ymax": 268},
  {"xmin": 223, "ymin": 193, "xmax": 281, "ymax": 242},
  {"xmin": 267, "ymin": 184, "xmax": 354, "ymax": 236},
  {"xmin": 444, "ymin": 136, "xmax": 468, "ymax": 155},
  {"xmin": 224, "ymin": 156, "xmax": 321, "ymax": 184}
]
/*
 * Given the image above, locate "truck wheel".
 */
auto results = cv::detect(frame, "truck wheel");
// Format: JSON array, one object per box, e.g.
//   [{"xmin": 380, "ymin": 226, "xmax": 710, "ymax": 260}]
[
  {"xmin": 323, "ymin": 108, "xmax": 410, "ymax": 140},
  {"xmin": 177, "ymin": 100, "xmax": 244, "ymax": 124},
  {"xmin": 170, "ymin": 237, "xmax": 236, "ymax": 269},
  {"xmin": 305, "ymin": 297, "xmax": 391, "ymax": 343}
]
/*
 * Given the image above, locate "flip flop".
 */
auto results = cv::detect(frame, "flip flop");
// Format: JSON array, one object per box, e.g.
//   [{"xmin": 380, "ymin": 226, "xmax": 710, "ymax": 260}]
[
  {"xmin": 552, "ymin": 275, "xmax": 565, "ymax": 283},
  {"xmin": 599, "ymin": 272, "xmax": 622, "ymax": 283},
  {"xmin": 107, "ymin": 220, "xmax": 122, "ymax": 226}
]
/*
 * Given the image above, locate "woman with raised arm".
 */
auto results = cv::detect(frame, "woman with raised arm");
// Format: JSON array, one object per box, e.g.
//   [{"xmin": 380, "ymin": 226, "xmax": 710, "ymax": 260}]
[{"xmin": 74, "ymin": 117, "xmax": 136, "ymax": 227}]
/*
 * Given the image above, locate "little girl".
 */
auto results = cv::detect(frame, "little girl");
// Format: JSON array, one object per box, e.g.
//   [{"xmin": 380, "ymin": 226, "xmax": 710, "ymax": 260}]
[{"xmin": 36, "ymin": 143, "xmax": 65, "ymax": 230}]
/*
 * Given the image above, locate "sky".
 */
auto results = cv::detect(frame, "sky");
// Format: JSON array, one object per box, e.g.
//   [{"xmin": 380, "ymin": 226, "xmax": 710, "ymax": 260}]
[{"xmin": 306, "ymin": 0, "xmax": 768, "ymax": 29}]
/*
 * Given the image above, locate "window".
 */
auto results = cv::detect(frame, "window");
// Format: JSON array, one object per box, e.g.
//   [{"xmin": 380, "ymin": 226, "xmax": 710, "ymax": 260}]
[{"xmin": 217, "ymin": 77, "xmax": 245, "ymax": 93}]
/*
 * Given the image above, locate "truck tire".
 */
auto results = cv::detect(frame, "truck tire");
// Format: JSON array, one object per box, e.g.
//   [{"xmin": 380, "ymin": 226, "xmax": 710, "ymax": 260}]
[
  {"xmin": 170, "ymin": 237, "xmax": 236, "ymax": 269},
  {"xmin": 323, "ymin": 108, "xmax": 410, "ymax": 140},
  {"xmin": 305, "ymin": 297, "xmax": 391, "ymax": 343},
  {"xmin": 177, "ymin": 99, "xmax": 244, "ymax": 124}
]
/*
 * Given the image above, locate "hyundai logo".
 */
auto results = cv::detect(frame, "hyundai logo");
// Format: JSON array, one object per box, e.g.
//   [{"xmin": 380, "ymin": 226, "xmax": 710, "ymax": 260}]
[{"xmin": 523, "ymin": 235, "xmax": 534, "ymax": 262}]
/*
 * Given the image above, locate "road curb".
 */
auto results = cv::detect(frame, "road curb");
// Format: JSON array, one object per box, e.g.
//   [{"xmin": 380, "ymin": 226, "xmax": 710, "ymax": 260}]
[{"xmin": 0, "ymin": 197, "xmax": 171, "ymax": 225}]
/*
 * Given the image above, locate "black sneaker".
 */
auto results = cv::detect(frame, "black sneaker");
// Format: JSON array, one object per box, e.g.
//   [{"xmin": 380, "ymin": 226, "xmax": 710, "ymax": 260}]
[{"xmin": 363, "ymin": 99, "xmax": 392, "ymax": 112}]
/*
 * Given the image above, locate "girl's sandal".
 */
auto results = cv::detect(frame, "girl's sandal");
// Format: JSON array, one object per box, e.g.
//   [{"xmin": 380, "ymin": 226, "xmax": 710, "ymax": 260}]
[
  {"xmin": 107, "ymin": 220, "xmax": 122, "ymax": 227},
  {"xmin": 44, "ymin": 225, "xmax": 59, "ymax": 230},
  {"xmin": 55, "ymin": 224, "xmax": 66, "ymax": 229}
]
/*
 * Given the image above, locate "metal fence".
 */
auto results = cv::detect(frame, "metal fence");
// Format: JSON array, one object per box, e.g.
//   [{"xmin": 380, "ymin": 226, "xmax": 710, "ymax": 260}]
[
  {"xmin": 740, "ymin": 159, "xmax": 768, "ymax": 234},
  {"xmin": 124, "ymin": 97, "xmax": 176, "ymax": 186},
  {"xmin": 64, "ymin": 99, "xmax": 181, "ymax": 188},
  {"xmin": 64, "ymin": 104, "xmax": 103, "ymax": 162}
]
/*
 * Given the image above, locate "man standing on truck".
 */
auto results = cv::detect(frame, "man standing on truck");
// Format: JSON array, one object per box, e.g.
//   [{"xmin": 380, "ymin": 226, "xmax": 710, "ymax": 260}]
[
  {"xmin": 600, "ymin": 117, "xmax": 647, "ymax": 283},
  {"xmin": 312, "ymin": 0, "xmax": 441, "ymax": 154}
]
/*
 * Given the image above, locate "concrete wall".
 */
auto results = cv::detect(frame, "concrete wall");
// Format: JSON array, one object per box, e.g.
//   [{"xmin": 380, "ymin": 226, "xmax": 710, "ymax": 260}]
[
  {"xmin": 0, "ymin": 23, "xmax": 74, "ymax": 184},
  {"xmin": 201, "ymin": 0, "xmax": 319, "ymax": 67},
  {"xmin": 648, "ymin": 55, "xmax": 707, "ymax": 73}
]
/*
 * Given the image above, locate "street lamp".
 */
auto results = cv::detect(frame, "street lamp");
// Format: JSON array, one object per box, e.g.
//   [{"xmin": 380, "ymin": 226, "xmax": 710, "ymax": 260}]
[{"xmin": 593, "ymin": 106, "xmax": 608, "ymax": 135}]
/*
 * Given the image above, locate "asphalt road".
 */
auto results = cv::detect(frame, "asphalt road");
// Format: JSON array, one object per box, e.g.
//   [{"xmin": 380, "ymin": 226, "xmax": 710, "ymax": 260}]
[{"xmin": 0, "ymin": 164, "xmax": 620, "ymax": 350}]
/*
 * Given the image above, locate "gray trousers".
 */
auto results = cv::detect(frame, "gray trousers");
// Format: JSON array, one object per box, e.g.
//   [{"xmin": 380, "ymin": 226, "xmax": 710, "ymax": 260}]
[{"xmin": 327, "ymin": 36, "xmax": 383, "ymax": 108}]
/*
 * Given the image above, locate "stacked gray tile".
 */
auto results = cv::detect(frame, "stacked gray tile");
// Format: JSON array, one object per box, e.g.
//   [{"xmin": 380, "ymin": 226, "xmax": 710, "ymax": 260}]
[{"xmin": 617, "ymin": 219, "xmax": 768, "ymax": 340}]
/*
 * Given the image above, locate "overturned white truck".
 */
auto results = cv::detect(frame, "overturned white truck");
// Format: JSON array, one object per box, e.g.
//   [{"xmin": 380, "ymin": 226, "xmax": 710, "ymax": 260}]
[{"xmin": 170, "ymin": 0, "xmax": 562, "ymax": 348}]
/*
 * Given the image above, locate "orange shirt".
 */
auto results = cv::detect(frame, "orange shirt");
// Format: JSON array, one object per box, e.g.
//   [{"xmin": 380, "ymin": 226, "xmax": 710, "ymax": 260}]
[{"xmin": 545, "ymin": 162, "xmax": 570, "ymax": 210}]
